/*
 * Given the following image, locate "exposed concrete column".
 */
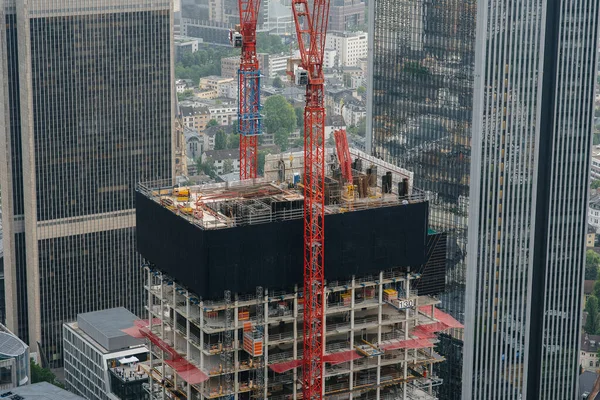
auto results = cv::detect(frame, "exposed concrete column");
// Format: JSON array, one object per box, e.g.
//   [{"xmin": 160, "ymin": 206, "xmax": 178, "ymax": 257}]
[
  {"xmin": 376, "ymin": 271, "xmax": 383, "ymax": 399},
  {"xmin": 349, "ymin": 276, "xmax": 356, "ymax": 399},
  {"xmin": 233, "ymin": 298, "xmax": 239, "ymax": 399}
]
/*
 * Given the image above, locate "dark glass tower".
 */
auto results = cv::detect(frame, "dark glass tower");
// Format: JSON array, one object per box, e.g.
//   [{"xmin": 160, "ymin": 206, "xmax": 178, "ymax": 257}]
[
  {"xmin": 0, "ymin": 0, "xmax": 174, "ymax": 366},
  {"xmin": 366, "ymin": 0, "xmax": 476, "ymax": 397}
]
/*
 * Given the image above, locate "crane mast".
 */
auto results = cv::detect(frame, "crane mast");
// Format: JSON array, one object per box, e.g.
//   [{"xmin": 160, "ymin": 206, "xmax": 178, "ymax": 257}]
[
  {"xmin": 231, "ymin": 0, "xmax": 262, "ymax": 179},
  {"xmin": 290, "ymin": 0, "xmax": 331, "ymax": 398}
]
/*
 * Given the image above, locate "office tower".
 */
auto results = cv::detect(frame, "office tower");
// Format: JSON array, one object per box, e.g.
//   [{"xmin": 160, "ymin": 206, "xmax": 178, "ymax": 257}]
[
  {"xmin": 366, "ymin": 0, "xmax": 476, "ymax": 396},
  {"xmin": 462, "ymin": 0, "xmax": 600, "ymax": 395},
  {"xmin": 0, "ymin": 0, "xmax": 174, "ymax": 366}
]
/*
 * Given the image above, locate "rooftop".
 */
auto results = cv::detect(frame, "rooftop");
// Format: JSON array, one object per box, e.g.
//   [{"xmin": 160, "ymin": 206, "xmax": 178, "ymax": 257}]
[
  {"xmin": 582, "ymin": 333, "xmax": 600, "ymax": 353},
  {"xmin": 0, "ymin": 382, "xmax": 85, "ymax": 399},
  {"xmin": 75, "ymin": 307, "xmax": 144, "ymax": 352},
  {"xmin": 139, "ymin": 147, "xmax": 419, "ymax": 231}
]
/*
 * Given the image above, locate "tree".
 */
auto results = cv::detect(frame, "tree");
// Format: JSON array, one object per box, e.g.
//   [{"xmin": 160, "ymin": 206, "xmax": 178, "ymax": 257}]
[
  {"xmin": 214, "ymin": 129, "xmax": 227, "ymax": 150},
  {"xmin": 294, "ymin": 107, "xmax": 304, "ymax": 132},
  {"xmin": 177, "ymin": 89, "xmax": 195, "ymax": 101},
  {"xmin": 207, "ymin": 119, "xmax": 219, "ymax": 128},
  {"xmin": 272, "ymin": 77, "xmax": 284, "ymax": 88},
  {"xmin": 258, "ymin": 150, "xmax": 267, "ymax": 175},
  {"xmin": 587, "ymin": 250, "xmax": 600, "ymax": 280},
  {"xmin": 586, "ymin": 296, "xmax": 600, "ymax": 334},
  {"xmin": 594, "ymin": 280, "xmax": 600, "ymax": 301},
  {"xmin": 196, "ymin": 160, "xmax": 218, "ymax": 179},
  {"xmin": 355, "ymin": 117, "xmax": 366, "ymax": 137},
  {"xmin": 274, "ymin": 127, "xmax": 290, "ymax": 151},
  {"xmin": 223, "ymin": 159, "xmax": 234, "ymax": 174},
  {"xmin": 592, "ymin": 179, "xmax": 600, "ymax": 189},
  {"xmin": 31, "ymin": 360, "xmax": 63, "ymax": 389},
  {"xmin": 263, "ymin": 95, "xmax": 297, "ymax": 135},
  {"xmin": 227, "ymin": 134, "xmax": 240, "ymax": 149},
  {"xmin": 357, "ymin": 86, "xmax": 366, "ymax": 95}
]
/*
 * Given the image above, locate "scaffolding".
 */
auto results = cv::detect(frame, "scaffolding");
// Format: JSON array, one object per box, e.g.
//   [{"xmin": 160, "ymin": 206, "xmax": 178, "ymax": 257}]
[{"xmin": 127, "ymin": 267, "xmax": 461, "ymax": 400}]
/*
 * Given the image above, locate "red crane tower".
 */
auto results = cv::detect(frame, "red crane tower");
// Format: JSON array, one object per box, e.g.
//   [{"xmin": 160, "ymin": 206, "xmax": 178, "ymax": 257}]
[
  {"xmin": 230, "ymin": 0, "xmax": 262, "ymax": 179},
  {"xmin": 290, "ymin": 0, "xmax": 331, "ymax": 397}
]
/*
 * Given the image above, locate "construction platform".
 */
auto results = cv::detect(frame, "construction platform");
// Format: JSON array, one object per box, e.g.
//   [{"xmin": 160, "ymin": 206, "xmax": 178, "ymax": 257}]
[
  {"xmin": 131, "ymin": 148, "xmax": 452, "ymax": 399},
  {"xmin": 136, "ymin": 149, "xmax": 444, "ymax": 300},
  {"xmin": 124, "ymin": 268, "xmax": 461, "ymax": 400}
]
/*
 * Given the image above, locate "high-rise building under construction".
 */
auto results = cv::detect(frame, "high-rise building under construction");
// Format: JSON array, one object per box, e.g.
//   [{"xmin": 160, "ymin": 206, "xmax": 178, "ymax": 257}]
[
  {"xmin": 0, "ymin": 0, "xmax": 174, "ymax": 366},
  {"xmin": 129, "ymin": 149, "xmax": 455, "ymax": 399},
  {"xmin": 365, "ymin": 0, "xmax": 476, "ymax": 397}
]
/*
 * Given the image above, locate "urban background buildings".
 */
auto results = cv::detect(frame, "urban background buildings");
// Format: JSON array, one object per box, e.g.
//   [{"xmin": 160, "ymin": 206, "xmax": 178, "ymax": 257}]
[{"xmin": 0, "ymin": 0, "xmax": 174, "ymax": 367}]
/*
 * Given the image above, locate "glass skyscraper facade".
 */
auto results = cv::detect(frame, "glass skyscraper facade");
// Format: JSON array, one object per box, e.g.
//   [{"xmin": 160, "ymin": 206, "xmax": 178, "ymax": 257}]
[
  {"xmin": 463, "ymin": 0, "xmax": 598, "ymax": 397},
  {"xmin": 366, "ymin": 0, "xmax": 476, "ymax": 397},
  {"xmin": 0, "ymin": 0, "xmax": 174, "ymax": 366}
]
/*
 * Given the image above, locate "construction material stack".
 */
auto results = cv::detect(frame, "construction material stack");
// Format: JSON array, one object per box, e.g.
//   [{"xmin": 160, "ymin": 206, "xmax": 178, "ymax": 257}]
[
  {"xmin": 230, "ymin": 0, "xmax": 262, "ymax": 179},
  {"xmin": 289, "ymin": 0, "xmax": 332, "ymax": 397}
]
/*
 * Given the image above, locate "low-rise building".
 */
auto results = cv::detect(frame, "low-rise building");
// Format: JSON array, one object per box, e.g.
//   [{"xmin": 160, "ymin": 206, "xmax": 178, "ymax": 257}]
[
  {"xmin": 324, "ymin": 114, "xmax": 346, "ymax": 142},
  {"xmin": 0, "ymin": 323, "xmax": 29, "ymax": 390},
  {"xmin": 202, "ymin": 149, "xmax": 241, "ymax": 175},
  {"xmin": 180, "ymin": 105, "xmax": 211, "ymax": 131},
  {"xmin": 185, "ymin": 127, "xmax": 203, "ymax": 160},
  {"xmin": 221, "ymin": 56, "xmax": 239, "ymax": 79},
  {"xmin": 591, "ymin": 146, "xmax": 600, "ymax": 180},
  {"xmin": 582, "ymin": 334, "xmax": 600, "ymax": 371},
  {"xmin": 589, "ymin": 225, "xmax": 597, "ymax": 247},
  {"xmin": 176, "ymin": 79, "xmax": 188, "ymax": 94},
  {"xmin": 63, "ymin": 308, "xmax": 150, "ymax": 400},
  {"xmin": 342, "ymin": 101, "xmax": 367, "ymax": 126},
  {"xmin": 209, "ymin": 104, "xmax": 238, "ymax": 126},
  {"xmin": 325, "ymin": 30, "xmax": 368, "ymax": 67},
  {"xmin": 589, "ymin": 194, "xmax": 600, "ymax": 233},
  {"xmin": 199, "ymin": 75, "xmax": 234, "ymax": 92},
  {"xmin": 0, "ymin": 382, "xmax": 85, "ymax": 400},
  {"xmin": 203, "ymin": 145, "xmax": 279, "ymax": 175},
  {"xmin": 174, "ymin": 36, "xmax": 200, "ymax": 61}
]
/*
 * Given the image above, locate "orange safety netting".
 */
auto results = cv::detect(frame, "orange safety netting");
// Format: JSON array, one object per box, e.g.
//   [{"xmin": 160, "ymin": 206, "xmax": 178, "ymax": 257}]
[
  {"xmin": 121, "ymin": 326, "xmax": 145, "ymax": 339},
  {"xmin": 269, "ymin": 359, "xmax": 302, "ymax": 373},
  {"xmin": 323, "ymin": 350, "xmax": 362, "ymax": 365},
  {"xmin": 418, "ymin": 306, "xmax": 464, "ymax": 329},
  {"xmin": 413, "ymin": 322, "xmax": 450, "ymax": 335},
  {"xmin": 412, "ymin": 328, "xmax": 437, "ymax": 339},
  {"xmin": 134, "ymin": 318, "xmax": 163, "ymax": 328},
  {"xmin": 164, "ymin": 358, "xmax": 209, "ymax": 384},
  {"xmin": 380, "ymin": 338, "xmax": 433, "ymax": 351}
]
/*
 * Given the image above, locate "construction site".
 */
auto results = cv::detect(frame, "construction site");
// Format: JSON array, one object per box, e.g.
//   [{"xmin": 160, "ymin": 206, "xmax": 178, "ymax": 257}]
[{"xmin": 125, "ymin": 148, "xmax": 456, "ymax": 400}]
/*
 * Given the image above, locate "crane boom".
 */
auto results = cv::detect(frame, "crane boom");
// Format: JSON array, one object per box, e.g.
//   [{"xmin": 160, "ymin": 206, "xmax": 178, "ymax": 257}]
[
  {"xmin": 291, "ymin": 0, "xmax": 331, "ymax": 398},
  {"xmin": 334, "ymin": 129, "xmax": 353, "ymax": 183},
  {"xmin": 232, "ymin": 0, "xmax": 262, "ymax": 179}
]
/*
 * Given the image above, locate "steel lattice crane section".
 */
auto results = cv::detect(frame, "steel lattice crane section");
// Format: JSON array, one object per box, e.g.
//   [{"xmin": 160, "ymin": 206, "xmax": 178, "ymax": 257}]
[
  {"xmin": 290, "ymin": 0, "xmax": 331, "ymax": 398},
  {"xmin": 231, "ymin": 0, "xmax": 262, "ymax": 179}
]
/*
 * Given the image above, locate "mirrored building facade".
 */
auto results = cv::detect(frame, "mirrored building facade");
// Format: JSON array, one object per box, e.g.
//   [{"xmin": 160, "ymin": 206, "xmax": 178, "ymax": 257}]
[{"xmin": 366, "ymin": 0, "xmax": 476, "ymax": 396}]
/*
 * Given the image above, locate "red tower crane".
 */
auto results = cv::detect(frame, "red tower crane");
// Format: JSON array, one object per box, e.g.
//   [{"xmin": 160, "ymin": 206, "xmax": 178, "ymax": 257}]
[
  {"xmin": 230, "ymin": 0, "xmax": 262, "ymax": 179},
  {"xmin": 290, "ymin": 0, "xmax": 331, "ymax": 398}
]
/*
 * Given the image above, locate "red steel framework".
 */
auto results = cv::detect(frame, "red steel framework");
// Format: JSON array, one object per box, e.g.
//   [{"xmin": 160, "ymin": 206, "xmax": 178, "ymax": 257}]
[
  {"xmin": 291, "ymin": 0, "xmax": 331, "ymax": 398},
  {"xmin": 234, "ymin": 0, "xmax": 262, "ymax": 179}
]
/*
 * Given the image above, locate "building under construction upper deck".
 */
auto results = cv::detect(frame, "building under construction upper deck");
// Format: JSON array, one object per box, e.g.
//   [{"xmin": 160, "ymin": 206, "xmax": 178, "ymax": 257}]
[{"xmin": 136, "ymin": 148, "xmax": 443, "ymax": 300}]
